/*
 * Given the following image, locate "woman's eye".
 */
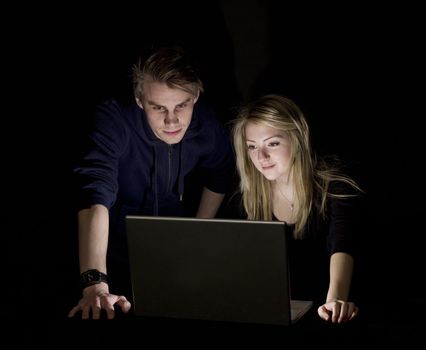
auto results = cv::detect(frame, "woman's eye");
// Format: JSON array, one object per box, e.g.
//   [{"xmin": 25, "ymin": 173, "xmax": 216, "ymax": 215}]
[
  {"xmin": 269, "ymin": 142, "xmax": 279, "ymax": 147},
  {"xmin": 247, "ymin": 145, "xmax": 256, "ymax": 150}
]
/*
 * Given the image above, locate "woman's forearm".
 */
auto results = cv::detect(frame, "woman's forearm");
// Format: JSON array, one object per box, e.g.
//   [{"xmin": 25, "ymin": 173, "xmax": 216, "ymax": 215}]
[{"xmin": 326, "ymin": 252, "xmax": 354, "ymax": 302}]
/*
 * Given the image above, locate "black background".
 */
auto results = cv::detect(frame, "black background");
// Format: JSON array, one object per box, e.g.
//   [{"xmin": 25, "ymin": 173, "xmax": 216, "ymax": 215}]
[{"xmin": 6, "ymin": 1, "xmax": 424, "ymax": 344}]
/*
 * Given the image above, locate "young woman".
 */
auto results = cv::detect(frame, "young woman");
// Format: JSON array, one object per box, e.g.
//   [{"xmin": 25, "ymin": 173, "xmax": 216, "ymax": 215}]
[{"xmin": 232, "ymin": 94, "xmax": 363, "ymax": 323}]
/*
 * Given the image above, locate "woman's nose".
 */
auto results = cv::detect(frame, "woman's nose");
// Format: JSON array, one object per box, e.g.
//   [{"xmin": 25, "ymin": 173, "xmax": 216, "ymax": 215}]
[{"xmin": 257, "ymin": 148, "xmax": 269, "ymax": 160}]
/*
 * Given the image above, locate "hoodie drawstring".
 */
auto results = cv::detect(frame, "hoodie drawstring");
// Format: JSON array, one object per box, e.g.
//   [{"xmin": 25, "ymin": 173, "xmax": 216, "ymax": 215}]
[
  {"xmin": 178, "ymin": 142, "xmax": 184, "ymax": 201},
  {"xmin": 153, "ymin": 143, "xmax": 184, "ymax": 215},
  {"xmin": 153, "ymin": 147, "xmax": 159, "ymax": 215}
]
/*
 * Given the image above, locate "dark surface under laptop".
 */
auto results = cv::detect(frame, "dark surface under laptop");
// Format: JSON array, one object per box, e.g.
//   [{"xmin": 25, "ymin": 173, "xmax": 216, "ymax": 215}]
[{"xmin": 126, "ymin": 216, "xmax": 312, "ymax": 326}]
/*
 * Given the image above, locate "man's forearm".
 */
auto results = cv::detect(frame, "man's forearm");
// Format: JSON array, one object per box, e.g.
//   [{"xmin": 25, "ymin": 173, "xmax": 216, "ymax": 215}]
[
  {"xmin": 78, "ymin": 204, "xmax": 109, "ymax": 273},
  {"xmin": 196, "ymin": 187, "xmax": 225, "ymax": 219}
]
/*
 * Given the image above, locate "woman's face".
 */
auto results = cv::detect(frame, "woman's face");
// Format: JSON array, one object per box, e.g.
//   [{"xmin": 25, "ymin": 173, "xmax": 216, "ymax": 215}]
[{"xmin": 245, "ymin": 122, "xmax": 292, "ymax": 181}]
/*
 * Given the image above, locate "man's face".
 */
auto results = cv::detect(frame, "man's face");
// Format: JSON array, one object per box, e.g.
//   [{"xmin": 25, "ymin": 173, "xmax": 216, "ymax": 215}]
[{"xmin": 136, "ymin": 81, "xmax": 198, "ymax": 144}]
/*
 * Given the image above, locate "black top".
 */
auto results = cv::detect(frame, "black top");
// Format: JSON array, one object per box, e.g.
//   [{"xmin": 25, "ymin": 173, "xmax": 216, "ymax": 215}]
[
  {"xmin": 288, "ymin": 180, "xmax": 363, "ymax": 302},
  {"xmin": 225, "ymin": 180, "xmax": 364, "ymax": 302}
]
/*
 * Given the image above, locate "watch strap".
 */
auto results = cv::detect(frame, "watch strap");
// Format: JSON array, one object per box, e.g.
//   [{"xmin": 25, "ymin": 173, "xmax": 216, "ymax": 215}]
[{"xmin": 80, "ymin": 269, "xmax": 108, "ymax": 290}]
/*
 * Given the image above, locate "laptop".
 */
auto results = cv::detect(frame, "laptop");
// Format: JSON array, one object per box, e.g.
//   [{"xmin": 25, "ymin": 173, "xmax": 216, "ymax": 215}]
[{"xmin": 125, "ymin": 216, "xmax": 312, "ymax": 326}]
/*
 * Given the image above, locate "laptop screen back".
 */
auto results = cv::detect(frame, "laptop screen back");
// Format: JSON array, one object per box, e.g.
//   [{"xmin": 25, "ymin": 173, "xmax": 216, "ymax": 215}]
[{"xmin": 126, "ymin": 216, "xmax": 311, "ymax": 325}]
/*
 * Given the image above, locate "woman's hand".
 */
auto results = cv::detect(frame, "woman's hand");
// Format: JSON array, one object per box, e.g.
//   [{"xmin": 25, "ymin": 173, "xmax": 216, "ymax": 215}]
[{"xmin": 317, "ymin": 299, "xmax": 358, "ymax": 323}]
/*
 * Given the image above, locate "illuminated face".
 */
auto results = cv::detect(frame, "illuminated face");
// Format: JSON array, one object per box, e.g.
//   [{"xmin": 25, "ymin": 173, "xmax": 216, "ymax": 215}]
[
  {"xmin": 136, "ymin": 81, "xmax": 199, "ymax": 144},
  {"xmin": 245, "ymin": 122, "xmax": 292, "ymax": 181}
]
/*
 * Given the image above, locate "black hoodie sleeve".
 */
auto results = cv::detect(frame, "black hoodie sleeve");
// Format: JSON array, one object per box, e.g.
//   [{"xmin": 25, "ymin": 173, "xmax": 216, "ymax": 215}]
[{"xmin": 73, "ymin": 99, "xmax": 129, "ymax": 211}]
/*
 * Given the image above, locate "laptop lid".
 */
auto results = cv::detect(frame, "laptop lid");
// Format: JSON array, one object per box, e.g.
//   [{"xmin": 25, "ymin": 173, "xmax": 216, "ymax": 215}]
[{"xmin": 126, "ymin": 216, "xmax": 312, "ymax": 326}]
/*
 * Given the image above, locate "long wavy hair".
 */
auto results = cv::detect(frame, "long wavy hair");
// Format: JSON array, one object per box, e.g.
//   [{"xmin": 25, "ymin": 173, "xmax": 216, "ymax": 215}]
[{"xmin": 231, "ymin": 94, "xmax": 362, "ymax": 238}]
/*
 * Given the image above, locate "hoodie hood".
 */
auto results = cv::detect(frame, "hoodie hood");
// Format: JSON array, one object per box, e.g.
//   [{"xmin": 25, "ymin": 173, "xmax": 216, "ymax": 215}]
[{"xmin": 137, "ymin": 103, "xmax": 202, "ymax": 215}]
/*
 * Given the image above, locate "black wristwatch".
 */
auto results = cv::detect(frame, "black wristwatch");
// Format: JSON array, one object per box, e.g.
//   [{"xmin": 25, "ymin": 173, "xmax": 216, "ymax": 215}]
[{"xmin": 80, "ymin": 269, "xmax": 108, "ymax": 290}]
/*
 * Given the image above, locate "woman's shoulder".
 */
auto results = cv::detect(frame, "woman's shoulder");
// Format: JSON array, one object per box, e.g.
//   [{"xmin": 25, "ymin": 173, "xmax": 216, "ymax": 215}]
[
  {"xmin": 325, "ymin": 179, "xmax": 365, "ymax": 223},
  {"xmin": 327, "ymin": 178, "xmax": 363, "ymax": 196}
]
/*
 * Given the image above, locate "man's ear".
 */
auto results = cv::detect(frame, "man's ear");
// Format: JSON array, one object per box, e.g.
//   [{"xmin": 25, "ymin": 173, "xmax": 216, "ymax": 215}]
[
  {"xmin": 135, "ymin": 97, "xmax": 144, "ymax": 109},
  {"xmin": 193, "ymin": 90, "xmax": 200, "ymax": 104}
]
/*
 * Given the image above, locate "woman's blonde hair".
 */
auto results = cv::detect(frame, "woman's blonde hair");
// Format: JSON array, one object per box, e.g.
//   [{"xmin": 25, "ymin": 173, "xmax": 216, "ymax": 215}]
[{"xmin": 231, "ymin": 94, "xmax": 362, "ymax": 238}]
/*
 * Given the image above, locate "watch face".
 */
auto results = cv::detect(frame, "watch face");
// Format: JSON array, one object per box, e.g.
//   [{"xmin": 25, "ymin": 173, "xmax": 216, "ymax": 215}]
[
  {"xmin": 81, "ymin": 269, "xmax": 107, "ymax": 288},
  {"xmin": 85, "ymin": 271, "xmax": 101, "ymax": 283}
]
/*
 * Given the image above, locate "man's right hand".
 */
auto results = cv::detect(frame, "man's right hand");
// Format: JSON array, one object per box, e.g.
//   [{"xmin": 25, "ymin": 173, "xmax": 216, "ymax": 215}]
[{"xmin": 68, "ymin": 282, "xmax": 132, "ymax": 319}]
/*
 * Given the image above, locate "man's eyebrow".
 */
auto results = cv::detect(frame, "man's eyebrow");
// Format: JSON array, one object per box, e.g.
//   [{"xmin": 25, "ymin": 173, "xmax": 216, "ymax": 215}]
[
  {"xmin": 146, "ymin": 100, "xmax": 164, "ymax": 107},
  {"xmin": 176, "ymin": 97, "xmax": 191, "ymax": 105},
  {"xmin": 146, "ymin": 97, "xmax": 192, "ymax": 108}
]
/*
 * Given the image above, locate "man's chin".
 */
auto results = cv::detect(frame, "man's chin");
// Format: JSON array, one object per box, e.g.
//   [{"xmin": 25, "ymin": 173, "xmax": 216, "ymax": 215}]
[{"xmin": 160, "ymin": 135, "xmax": 184, "ymax": 145}]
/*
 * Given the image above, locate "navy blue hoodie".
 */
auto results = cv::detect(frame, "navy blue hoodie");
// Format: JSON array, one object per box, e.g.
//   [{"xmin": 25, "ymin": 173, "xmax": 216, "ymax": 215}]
[{"xmin": 73, "ymin": 96, "xmax": 235, "ymax": 264}]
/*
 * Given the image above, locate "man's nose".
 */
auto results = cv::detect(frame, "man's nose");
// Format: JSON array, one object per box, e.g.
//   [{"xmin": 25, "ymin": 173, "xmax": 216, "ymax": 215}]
[{"xmin": 165, "ymin": 112, "xmax": 178, "ymax": 125}]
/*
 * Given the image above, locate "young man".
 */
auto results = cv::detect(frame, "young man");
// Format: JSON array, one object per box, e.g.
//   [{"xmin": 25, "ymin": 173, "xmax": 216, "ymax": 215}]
[{"xmin": 68, "ymin": 47, "xmax": 235, "ymax": 319}]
